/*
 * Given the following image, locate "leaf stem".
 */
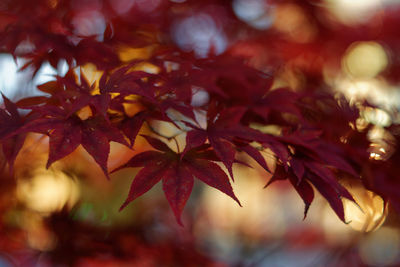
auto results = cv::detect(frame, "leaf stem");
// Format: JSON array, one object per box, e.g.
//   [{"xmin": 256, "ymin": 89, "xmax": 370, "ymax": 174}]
[{"xmin": 147, "ymin": 122, "xmax": 181, "ymax": 153}]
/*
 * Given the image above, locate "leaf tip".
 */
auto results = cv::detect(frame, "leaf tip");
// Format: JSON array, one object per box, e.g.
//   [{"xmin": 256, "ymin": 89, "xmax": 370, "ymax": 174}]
[
  {"xmin": 110, "ymin": 165, "xmax": 123, "ymax": 174},
  {"xmin": 45, "ymin": 160, "xmax": 52, "ymax": 170},
  {"xmin": 119, "ymin": 201, "xmax": 129, "ymax": 212},
  {"xmin": 233, "ymin": 196, "xmax": 242, "ymax": 207},
  {"xmin": 302, "ymin": 204, "xmax": 310, "ymax": 220},
  {"xmin": 264, "ymin": 179, "xmax": 273, "ymax": 188}
]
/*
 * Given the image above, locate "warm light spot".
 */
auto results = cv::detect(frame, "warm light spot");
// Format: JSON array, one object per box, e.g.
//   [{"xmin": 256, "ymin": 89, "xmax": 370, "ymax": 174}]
[
  {"xmin": 131, "ymin": 62, "xmax": 160, "ymax": 74},
  {"xmin": 273, "ymin": 4, "xmax": 317, "ymax": 43},
  {"xmin": 76, "ymin": 105, "xmax": 93, "ymax": 120},
  {"xmin": 17, "ymin": 169, "xmax": 80, "ymax": 214},
  {"xmin": 118, "ymin": 46, "xmax": 155, "ymax": 62},
  {"xmin": 250, "ymin": 124, "xmax": 282, "ymax": 136},
  {"xmin": 200, "ymin": 166, "xmax": 288, "ymax": 240},
  {"xmin": 368, "ymin": 140, "xmax": 394, "ymax": 161},
  {"xmin": 123, "ymin": 104, "xmax": 142, "ymax": 118},
  {"xmin": 22, "ymin": 213, "xmax": 57, "ymax": 251},
  {"xmin": 348, "ymin": 80, "xmax": 375, "ymax": 99},
  {"xmin": 332, "ymin": 74, "xmax": 400, "ymax": 111},
  {"xmin": 81, "ymin": 63, "xmax": 103, "ymax": 89},
  {"xmin": 334, "ymin": 78, "xmax": 400, "ymax": 109},
  {"xmin": 368, "ymin": 126, "xmax": 386, "ymax": 141},
  {"xmin": 342, "ymin": 42, "xmax": 388, "ymax": 78},
  {"xmin": 369, "ymin": 152, "xmax": 382, "ymax": 160},
  {"xmin": 122, "ymin": 94, "xmax": 142, "ymax": 117},
  {"xmin": 341, "ymin": 179, "xmax": 387, "ymax": 232},
  {"xmin": 147, "ymin": 118, "xmax": 185, "ymax": 152},
  {"xmin": 164, "ymin": 61, "xmax": 180, "ymax": 72},
  {"xmin": 359, "ymin": 227, "xmax": 400, "ymax": 266},
  {"xmin": 361, "ymin": 107, "xmax": 391, "ymax": 127},
  {"xmin": 48, "ymin": 0, "xmax": 58, "ymax": 9},
  {"xmin": 271, "ymin": 66, "xmax": 306, "ymax": 90},
  {"xmin": 321, "ymin": 202, "xmax": 354, "ymax": 244},
  {"xmin": 355, "ymin": 117, "xmax": 368, "ymax": 131},
  {"xmin": 324, "ymin": 0, "xmax": 383, "ymax": 24}
]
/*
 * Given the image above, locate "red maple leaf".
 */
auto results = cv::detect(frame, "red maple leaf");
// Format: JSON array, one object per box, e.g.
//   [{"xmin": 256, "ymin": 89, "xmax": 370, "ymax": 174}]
[
  {"xmin": 112, "ymin": 135, "xmax": 241, "ymax": 225},
  {"xmin": 0, "ymin": 94, "xmax": 29, "ymax": 173},
  {"xmin": 267, "ymin": 130, "xmax": 357, "ymax": 221},
  {"xmin": 184, "ymin": 105, "xmax": 275, "ymax": 180},
  {"xmin": 20, "ymin": 105, "xmax": 128, "ymax": 178}
]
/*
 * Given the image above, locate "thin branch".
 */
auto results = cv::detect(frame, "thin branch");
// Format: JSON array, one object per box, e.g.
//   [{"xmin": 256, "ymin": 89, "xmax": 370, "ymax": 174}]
[{"xmin": 147, "ymin": 122, "xmax": 182, "ymax": 153}]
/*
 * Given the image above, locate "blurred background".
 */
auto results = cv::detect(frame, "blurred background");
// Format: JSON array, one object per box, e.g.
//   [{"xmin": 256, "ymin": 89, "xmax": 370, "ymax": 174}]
[{"xmin": 1, "ymin": 0, "xmax": 400, "ymax": 266}]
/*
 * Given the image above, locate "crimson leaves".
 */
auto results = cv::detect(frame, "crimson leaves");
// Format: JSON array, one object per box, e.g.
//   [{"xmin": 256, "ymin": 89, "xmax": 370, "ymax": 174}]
[
  {"xmin": 2, "ymin": 0, "xmax": 392, "ymax": 226},
  {"xmin": 0, "ymin": 94, "xmax": 28, "ymax": 173},
  {"xmin": 0, "ymin": 55, "xmax": 360, "ymax": 225},
  {"xmin": 113, "ymin": 136, "xmax": 240, "ymax": 225}
]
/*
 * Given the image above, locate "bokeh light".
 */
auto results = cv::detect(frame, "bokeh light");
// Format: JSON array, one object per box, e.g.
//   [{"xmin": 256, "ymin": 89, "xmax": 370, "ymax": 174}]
[
  {"xmin": 17, "ymin": 169, "xmax": 80, "ymax": 214},
  {"xmin": 71, "ymin": 11, "xmax": 106, "ymax": 40},
  {"xmin": 232, "ymin": 0, "xmax": 275, "ymax": 30},
  {"xmin": 342, "ymin": 42, "xmax": 389, "ymax": 78},
  {"xmin": 1, "ymin": 0, "xmax": 400, "ymax": 266},
  {"xmin": 341, "ymin": 179, "xmax": 387, "ymax": 232},
  {"xmin": 172, "ymin": 13, "xmax": 228, "ymax": 57},
  {"xmin": 361, "ymin": 107, "xmax": 391, "ymax": 127},
  {"xmin": 324, "ymin": 0, "xmax": 383, "ymax": 24},
  {"xmin": 273, "ymin": 3, "xmax": 317, "ymax": 43}
]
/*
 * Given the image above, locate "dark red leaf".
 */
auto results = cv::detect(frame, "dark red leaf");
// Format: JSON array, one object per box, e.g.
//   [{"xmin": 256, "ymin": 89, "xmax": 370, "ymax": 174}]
[
  {"xmin": 16, "ymin": 96, "xmax": 49, "ymax": 108},
  {"xmin": 290, "ymin": 158, "xmax": 305, "ymax": 184},
  {"xmin": 265, "ymin": 164, "xmax": 287, "ymax": 188},
  {"xmin": 121, "ymin": 111, "xmax": 147, "ymax": 147},
  {"xmin": 209, "ymin": 137, "xmax": 236, "ymax": 180},
  {"xmin": 2, "ymin": 133, "xmax": 26, "ymax": 173},
  {"xmin": 183, "ymin": 129, "xmax": 207, "ymax": 156},
  {"xmin": 46, "ymin": 122, "xmax": 81, "ymax": 168},
  {"xmin": 141, "ymin": 135, "xmax": 172, "ymax": 152},
  {"xmin": 111, "ymin": 151, "xmax": 164, "ymax": 172},
  {"xmin": 162, "ymin": 163, "xmax": 194, "ymax": 225},
  {"xmin": 308, "ymin": 173, "xmax": 347, "ymax": 222},
  {"xmin": 81, "ymin": 124, "xmax": 111, "ymax": 179},
  {"xmin": 289, "ymin": 176, "xmax": 314, "ymax": 219},
  {"xmin": 186, "ymin": 158, "xmax": 241, "ymax": 206},
  {"xmin": 115, "ymin": 143, "xmax": 241, "ymax": 224},
  {"xmin": 120, "ymin": 160, "xmax": 168, "ymax": 211},
  {"xmin": 238, "ymin": 144, "xmax": 271, "ymax": 173}
]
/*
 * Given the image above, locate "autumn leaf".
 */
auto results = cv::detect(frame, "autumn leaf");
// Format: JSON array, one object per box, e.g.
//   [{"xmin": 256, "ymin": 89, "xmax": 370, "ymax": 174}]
[
  {"xmin": 0, "ymin": 94, "xmax": 27, "ymax": 172},
  {"xmin": 183, "ymin": 105, "xmax": 276, "ymax": 180},
  {"xmin": 113, "ymin": 135, "xmax": 241, "ymax": 225},
  {"xmin": 22, "ymin": 112, "xmax": 128, "ymax": 178}
]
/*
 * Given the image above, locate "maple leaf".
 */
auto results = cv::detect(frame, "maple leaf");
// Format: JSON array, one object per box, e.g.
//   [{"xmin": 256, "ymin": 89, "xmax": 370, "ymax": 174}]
[
  {"xmin": 107, "ymin": 77, "xmax": 195, "ymax": 146},
  {"xmin": 267, "ymin": 130, "xmax": 357, "ymax": 221},
  {"xmin": 184, "ymin": 105, "xmax": 274, "ymax": 180},
  {"xmin": 113, "ymin": 135, "xmax": 241, "ymax": 225},
  {"xmin": 35, "ymin": 69, "xmax": 114, "ymax": 120},
  {"xmin": 0, "ymin": 94, "xmax": 28, "ymax": 173},
  {"xmin": 2, "ymin": 0, "xmax": 394, "ymax": 230},
  {"xmin": 20, "ymin": 105, "xmax": 128, "ymax": 178}
]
